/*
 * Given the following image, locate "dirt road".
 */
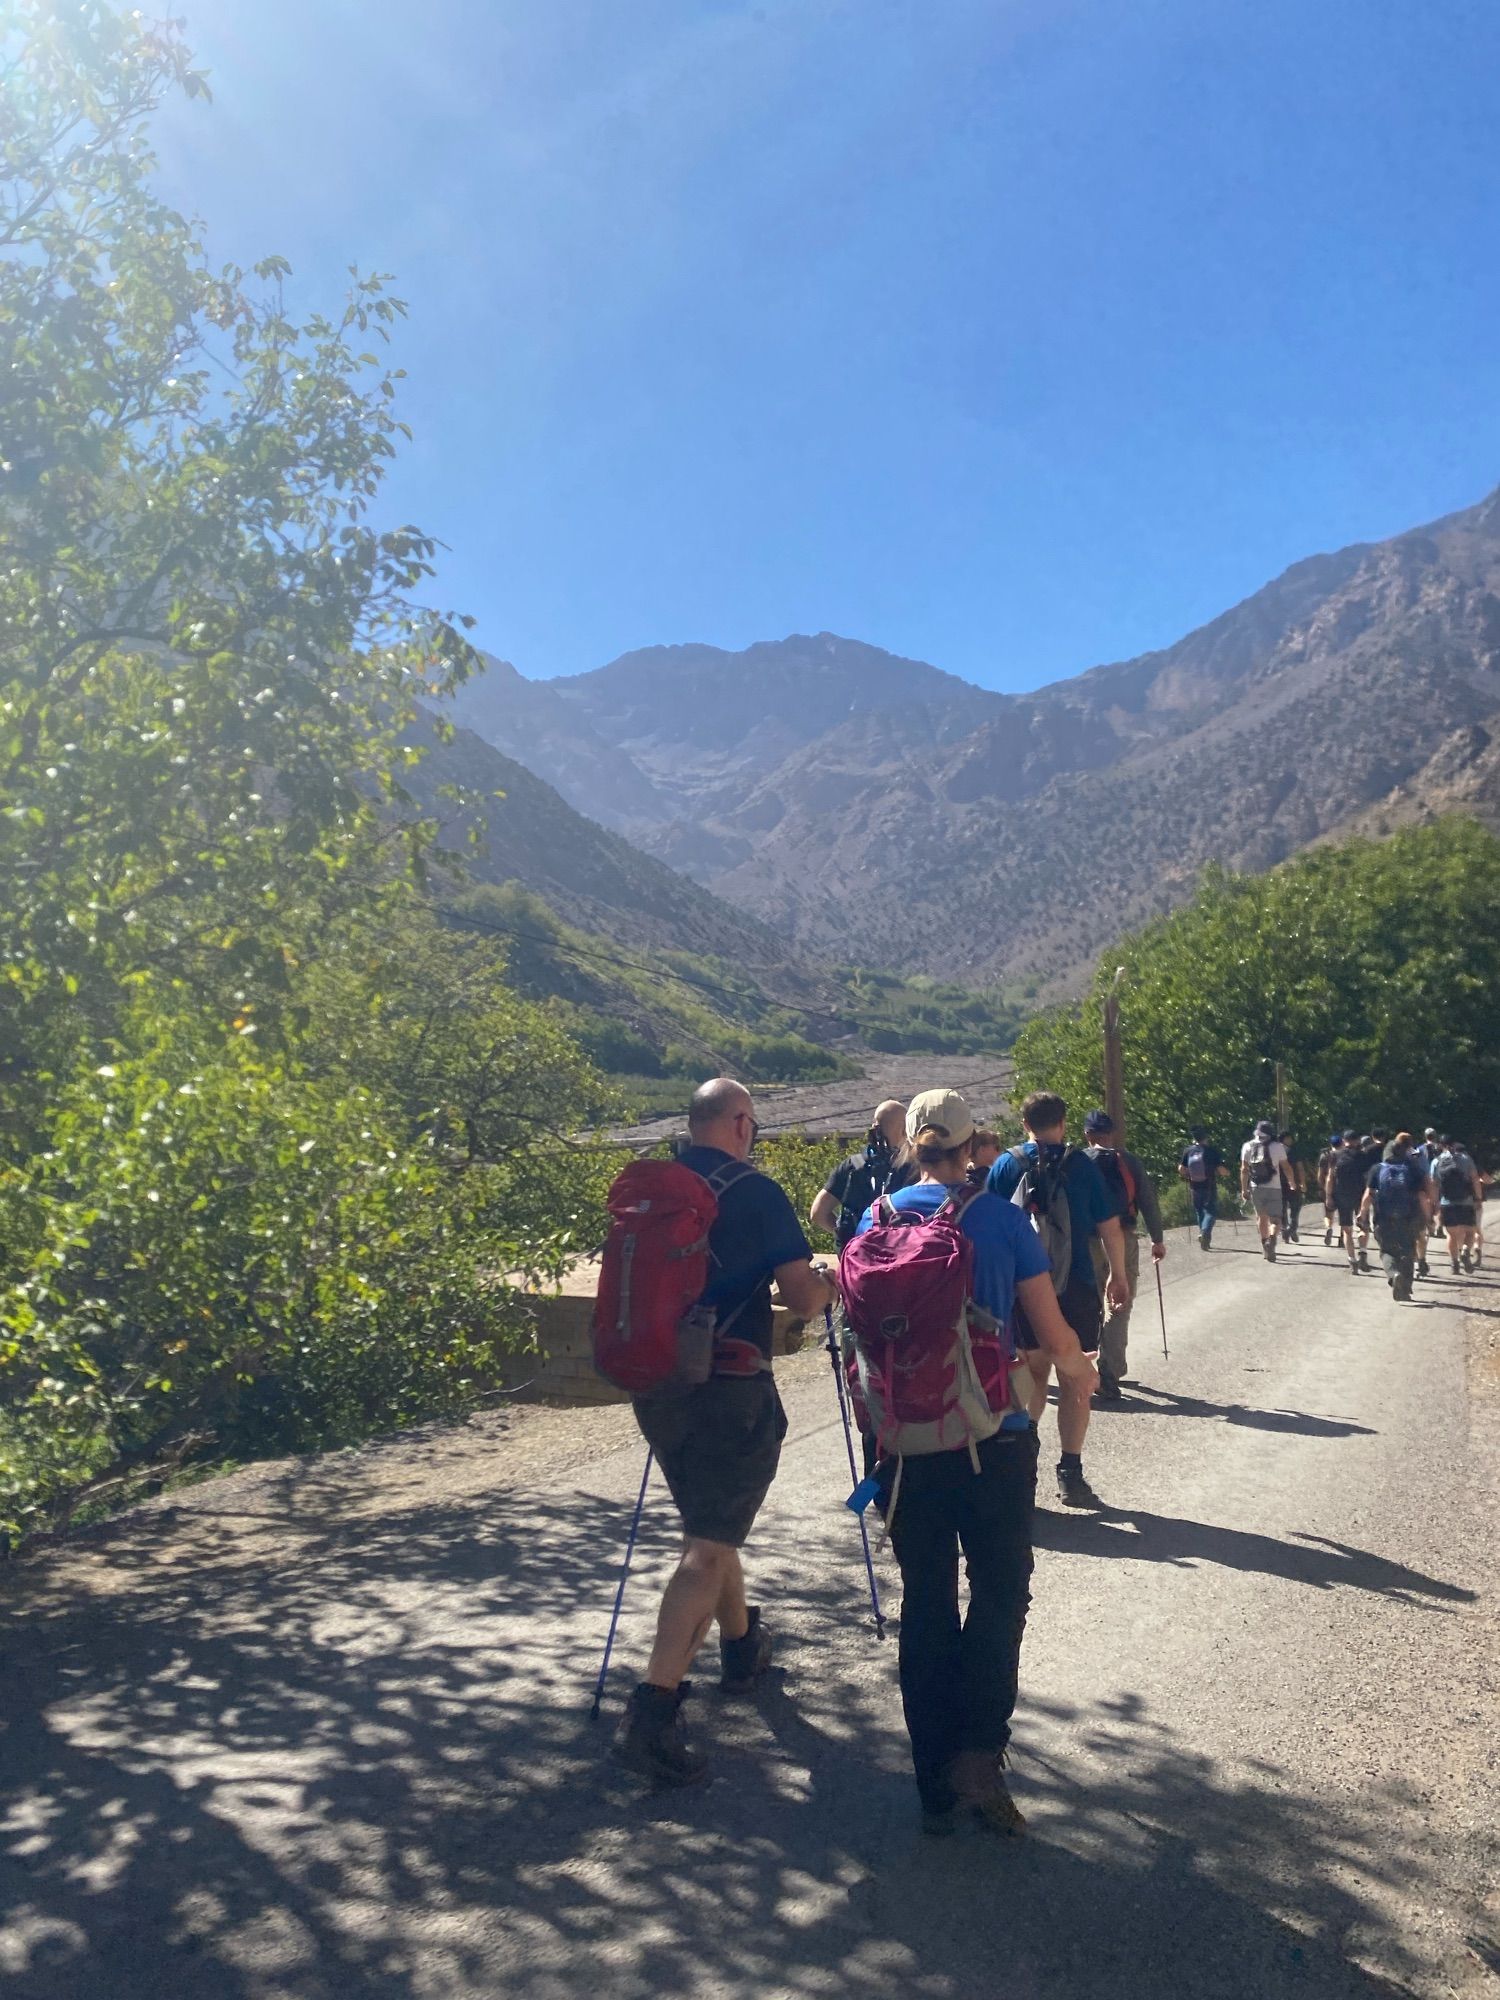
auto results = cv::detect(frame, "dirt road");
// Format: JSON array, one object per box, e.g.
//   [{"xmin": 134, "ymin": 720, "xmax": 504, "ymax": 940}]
[{"xmin": 2, "ymin": 1225, "xmax": 1496, "ymax": 1999}]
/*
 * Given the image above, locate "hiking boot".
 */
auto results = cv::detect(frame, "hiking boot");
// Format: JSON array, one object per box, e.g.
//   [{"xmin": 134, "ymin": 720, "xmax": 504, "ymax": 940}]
[
  {"xmin": 1324, "ymin": 1227, "xmax": 1334, "ymax": 1247},
  {"xmin": 1263, "ymin": 1239, "xmax": 1276, "ymax": 1263},
  {"xmin": 1199, "ymin": 1228, "xmax": 1212, "ymax": 1252},
  {"xmin": 1055, "ymin": 1460, "xmax": 1101, "ymax": 1509},
  {"xmin": 1460, "ymin": 1249, "xmax": 1474, "ymax": 1273},
  {"xmin": 718, "ymin": 1607, "xmax": 773, "ymax": 1696},
  {"xmin": 1357, "ymin": 1249, "xmax": 1370, "ymax": 1271},
  {"xmin": 613, "ymin": 1682, "xmax": 708, "ymax": 1787},
  {"xmin": 1417, "ymin": 1259, "xmax": 1430, "ymax": 1278},
  {"xmin": 1094, "ymin": 1365, "xmax": 1122, "ymax": 1403},
  {"xmin": 945, "ymin": 1749, "xmax": 1028, "ymax": 1838}
]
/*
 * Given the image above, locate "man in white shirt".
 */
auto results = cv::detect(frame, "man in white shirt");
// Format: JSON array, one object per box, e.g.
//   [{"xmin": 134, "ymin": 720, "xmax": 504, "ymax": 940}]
[{"xmin": 1240, "ymin": 1119, "xmax": 1291, "ymax": 1263}]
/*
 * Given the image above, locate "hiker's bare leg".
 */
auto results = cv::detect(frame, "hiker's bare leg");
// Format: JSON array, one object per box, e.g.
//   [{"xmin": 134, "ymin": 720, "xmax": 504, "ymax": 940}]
[
  {"xmin": 713, "ymin": 1551, "xmax": 750, "ymax": 1643},
  {"xmin": 644, "ymin": 1537, "xmax": 738, "ymax": 1689},
  {"xmin": 1056, "ymin": 1370, "xmax": 1093, "ymax": 1455}
]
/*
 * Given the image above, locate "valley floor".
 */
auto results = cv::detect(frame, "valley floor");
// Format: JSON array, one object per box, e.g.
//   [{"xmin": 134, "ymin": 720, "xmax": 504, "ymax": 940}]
[{"xmin": 1, "ymin": 1225, "xmax": 1496, "ymax": 1999}]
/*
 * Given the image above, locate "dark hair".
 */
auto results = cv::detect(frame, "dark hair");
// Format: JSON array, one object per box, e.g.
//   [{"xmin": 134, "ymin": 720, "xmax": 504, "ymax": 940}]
[
  {"xmin": 971, "ymin": 1127, "xmax": 1000, "ymax": 1152},
  {"xmin": 1021, "ymin": 1091, "xmax": 1067, "ymax": 1132},
  {"xmin": 1189, "ymin": 1124, "xmax": 1208, "ymax": 1141}
]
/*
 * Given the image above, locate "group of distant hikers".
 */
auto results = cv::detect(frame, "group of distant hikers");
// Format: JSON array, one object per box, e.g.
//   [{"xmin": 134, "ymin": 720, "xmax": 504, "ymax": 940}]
[
  {"xmin": 1195, "ymin": 1120, "xmax": 1487, "ymax": 1300},
  {"xmin": 589, "ymin": 1077, "xmax": 1489, "ymax": 1836}
]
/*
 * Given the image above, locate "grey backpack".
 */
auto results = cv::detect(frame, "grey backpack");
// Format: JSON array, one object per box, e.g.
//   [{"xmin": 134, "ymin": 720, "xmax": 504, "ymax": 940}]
[{"xmin": 1009, "ymin": 1144, "xmax": 1074, "ymax": 1295}]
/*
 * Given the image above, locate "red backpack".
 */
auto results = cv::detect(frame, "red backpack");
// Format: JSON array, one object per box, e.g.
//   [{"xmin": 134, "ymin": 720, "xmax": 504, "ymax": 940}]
[
  {"xmin": 592, "ymin": 1157, "xmax": 753, "ymax": 1394},
  {"xmin": 837, "ymin": 1184, "xmax": 1014, "ymax": 1475}
]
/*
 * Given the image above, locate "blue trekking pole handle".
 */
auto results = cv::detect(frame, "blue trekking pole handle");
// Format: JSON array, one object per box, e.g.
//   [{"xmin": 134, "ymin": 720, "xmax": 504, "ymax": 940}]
[
  {"xmin": 589, "ymin": 1447, "xmax": 654, "ymax": 1718},
  {"xmin": 825, "ymin": 1306, "xmax": 886, "ymax": 1638}
]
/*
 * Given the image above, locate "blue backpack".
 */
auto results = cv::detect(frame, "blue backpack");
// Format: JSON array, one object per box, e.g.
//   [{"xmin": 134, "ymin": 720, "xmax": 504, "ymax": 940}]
[{"xmin": 1374, "ymin": 1160, "xmax": 1421, "ymax": 1226}]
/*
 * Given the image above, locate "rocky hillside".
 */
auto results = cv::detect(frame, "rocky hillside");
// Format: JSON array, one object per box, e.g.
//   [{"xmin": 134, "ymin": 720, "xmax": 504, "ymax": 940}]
[{"xmin": 448, "ymin": 487, "xmax": 1500, "ymax": 990}]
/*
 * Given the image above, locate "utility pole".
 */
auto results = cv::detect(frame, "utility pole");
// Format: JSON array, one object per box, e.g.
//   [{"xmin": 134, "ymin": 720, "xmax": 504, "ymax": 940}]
[{"xmin": 1103, "ymin": 967, "xmax": 1127, "ymax": 1148}]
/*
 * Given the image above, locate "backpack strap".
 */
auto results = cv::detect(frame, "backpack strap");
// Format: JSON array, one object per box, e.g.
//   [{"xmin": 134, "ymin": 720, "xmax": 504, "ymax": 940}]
[
  {"xmin": 703, "ymin": 1158, "xmax": 758, "ymax": 1198},
  {"xmin": 935, "ymin": 1180, "xmax": 986, "ymax": 1223}
]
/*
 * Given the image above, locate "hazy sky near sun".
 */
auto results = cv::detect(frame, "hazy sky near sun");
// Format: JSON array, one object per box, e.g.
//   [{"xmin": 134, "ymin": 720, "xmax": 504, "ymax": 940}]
[{"xmin": 154, "ymin": 0, "xmax": 1500, "ymax": 690}]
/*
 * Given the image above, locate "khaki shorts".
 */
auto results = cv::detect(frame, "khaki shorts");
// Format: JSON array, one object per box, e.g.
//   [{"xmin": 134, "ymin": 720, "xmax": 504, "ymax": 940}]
[{"xmin": 1248, "ymin": 1183, "xmax": 1283, "ymax": 1219}]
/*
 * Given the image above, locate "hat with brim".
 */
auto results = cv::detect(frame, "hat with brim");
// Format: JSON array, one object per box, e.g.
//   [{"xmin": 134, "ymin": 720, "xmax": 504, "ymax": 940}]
[{"xmin": 906, "ymin": 1088, "xmax": 975, "ymax": 1148}]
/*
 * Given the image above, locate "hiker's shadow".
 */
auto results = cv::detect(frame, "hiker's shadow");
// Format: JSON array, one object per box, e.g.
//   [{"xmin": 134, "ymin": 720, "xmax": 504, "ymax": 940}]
[
  {"xmin": 1114, "ymin": 1386, "xmax": 1376, "ymax": 1438},
  {"xmin": 1032, "ymin": 1503, "xmax": 1474, "ymax": 1609}
]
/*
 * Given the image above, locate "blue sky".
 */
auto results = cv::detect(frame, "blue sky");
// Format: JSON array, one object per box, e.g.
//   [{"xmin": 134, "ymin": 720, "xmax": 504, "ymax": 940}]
[{"xmin": 155, "ymin": 0, "xmax": 1500, "ymax": 691}]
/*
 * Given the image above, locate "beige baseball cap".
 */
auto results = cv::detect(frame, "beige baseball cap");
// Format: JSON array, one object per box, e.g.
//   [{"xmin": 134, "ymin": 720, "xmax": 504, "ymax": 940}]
[{"xmin": 905, "ymin": 1088, "xmax": 975, "ymax": 1148}]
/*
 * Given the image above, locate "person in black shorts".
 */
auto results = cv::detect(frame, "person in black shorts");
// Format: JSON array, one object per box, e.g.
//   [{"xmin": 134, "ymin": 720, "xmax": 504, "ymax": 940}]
[
  {"xmin": 1329, "ymin": 1132, "xmax": 1370, "ymax": 1273},
  {"xmin": 615, "ymin": 1077, "xmax": 836, "ymax": 1788}
]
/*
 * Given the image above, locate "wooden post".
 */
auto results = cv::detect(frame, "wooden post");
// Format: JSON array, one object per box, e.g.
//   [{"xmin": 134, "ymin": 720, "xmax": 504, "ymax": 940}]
[
  {"xmin": 1103, "ymin": 967, "xmax": 1127, "ymax": 1148},
  {"xmin": 1275, "ymin": 1061, "xmax": 1288, "ymax": 1134}
]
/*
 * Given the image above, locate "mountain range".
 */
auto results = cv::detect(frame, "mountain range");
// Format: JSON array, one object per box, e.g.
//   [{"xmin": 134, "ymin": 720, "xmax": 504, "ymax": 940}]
[{"xmin": 446, "ymin": 486, "xmax": 1500, "ymax": 992}]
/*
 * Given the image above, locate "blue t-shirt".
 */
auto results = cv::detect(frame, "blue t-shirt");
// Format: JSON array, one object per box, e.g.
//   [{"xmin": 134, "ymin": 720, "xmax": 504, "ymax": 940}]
[
  {"xmin": 677, "ymin": 1145, "xmax": 812, "ymax": 1359},
  {"xmin": 987, "ymin": 1141, "xmax": 1118, "ymax": 1290},
  {"xmin": 855, "ymin": 1182, "xmax": 1050, "ymax": 1430}
]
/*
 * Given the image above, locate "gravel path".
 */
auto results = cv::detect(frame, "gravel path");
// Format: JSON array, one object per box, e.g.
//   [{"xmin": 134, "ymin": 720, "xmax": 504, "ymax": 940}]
[{"xmin": 1, "ymin": 1227, "xmax": 1496, "ymax": 1999}]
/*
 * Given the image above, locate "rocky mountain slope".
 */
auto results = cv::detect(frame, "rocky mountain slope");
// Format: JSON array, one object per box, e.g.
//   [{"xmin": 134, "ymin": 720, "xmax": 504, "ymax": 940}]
[{"xmin": 448, "ymin": 487, "xmax": 1500, "ymax": 991}]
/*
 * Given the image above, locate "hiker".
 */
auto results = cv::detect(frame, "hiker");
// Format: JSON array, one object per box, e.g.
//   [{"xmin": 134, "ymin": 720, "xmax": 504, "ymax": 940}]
[
  {"xmin": 1328, "ymin": 1131, "xmax": 1370, "ymax": 1274},
  {"xmin": 613, "ymin": 1078, "xmax": 836, "ymax": 1786},
  {"xmin": 1082, "ymin": 1110, "xmax": 1166, "ymax": 1399},
  {"xmin": 1179, "ymin": 1126, "xmax": 1227, "ymax": 1249},
  {"xmin": 1418, "ymin": 1129, "xmax": 1447, "ymax": 1238},
  {"xmin": 1277, "ymin": 1135, "xmax": 1305, "ymax": 1243},
  {"xmin": 1431, "ymin": 1136, "xmax": 1484, "ymax": 1272},
  {"xmin": 1241, "ymin": 1120, "xmax": 1291, "ymax": 1261},
  {"xmin": 968, "ymin": 1128, "xmax": 1003, "ymax": 1183},
  {"xmin": 988, "ymin": 1091, "xmax": 1130, "ymax": 1508},
  {"xmin": 1353, "ymin": 1133, "xmax": 1383, "ymax": 1268},
  {"xmin": 810, "ymin": 1099, "xmax": 914, "ymax": 1248},
  {"xmin": 1359, "ymin": 1131, "xmax": 1430, "ymax": 1301},
  {"xmin": 843, "ymin": 1089, "xmax": 1098, "ymax": 1836},
  {"xmin": 1316, "ymin": 1134, "xmax": 1342, "ymax": 1246}
]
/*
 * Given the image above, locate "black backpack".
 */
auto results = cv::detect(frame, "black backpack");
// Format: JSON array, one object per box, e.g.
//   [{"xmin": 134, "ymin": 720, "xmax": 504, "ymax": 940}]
[
  {"xmin": 1247, "ymin": 1139, "xmax": 1276, "ymax": 1186},
  {"xmin": 1438, "ymin": 1155, "xmax": 1472, "ymax": 1204}
]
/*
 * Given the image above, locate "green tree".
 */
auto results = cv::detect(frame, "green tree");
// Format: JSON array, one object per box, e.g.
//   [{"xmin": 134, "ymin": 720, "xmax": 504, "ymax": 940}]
[
  {"xmin": 1, "ymin": 1, "xmax": 476, "ymax": 1145},
  {"xmin": 1011, "ymin": 821, "xmax": 1500, "ymax": 1183},
  {"xmin": 0, "ymin": 4, "xmax": 616, "ymax": 1545}
]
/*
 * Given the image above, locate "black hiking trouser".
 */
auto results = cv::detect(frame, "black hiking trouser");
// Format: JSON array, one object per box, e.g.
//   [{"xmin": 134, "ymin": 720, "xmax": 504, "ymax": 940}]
[
  {"xmin": 883, "ymin": 1426, "xmax": 1038, "ymax": 1812},
  {"xmin": 1376, "ymin": 1221, "xmax": 1418, "ymax": 1298}
]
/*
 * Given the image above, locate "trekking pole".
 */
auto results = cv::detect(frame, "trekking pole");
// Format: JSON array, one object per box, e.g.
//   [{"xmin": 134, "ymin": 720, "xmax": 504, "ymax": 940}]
[
  {"xmin": 1154, "ymin": 1258, "xmax": 1169, "ymax": 1362},
  {"xmin": 824, "ymin": 1306, "xmax": 886, "ymax": 1638},
  {"xmin": 589, "ymin": 1448, "xmax": 654, "ymax": 1719}
]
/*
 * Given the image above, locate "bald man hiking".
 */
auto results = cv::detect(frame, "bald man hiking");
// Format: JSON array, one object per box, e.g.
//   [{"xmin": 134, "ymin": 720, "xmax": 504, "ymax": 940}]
[
  {"xmin": 810, "ymin": 1098, "xmax": 915, "ymax": 1247},
  {"xmin": 613, "ymin": 1077, "xmax": 837, "ymax": 1787}
]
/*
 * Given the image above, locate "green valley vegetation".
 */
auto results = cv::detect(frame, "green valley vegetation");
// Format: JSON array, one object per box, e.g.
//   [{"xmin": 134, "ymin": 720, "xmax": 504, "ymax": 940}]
[
  {"xmin": 0, "ymin": 6, "xmax": 618, "ymax": 1544},
  {"xmin": 439, "ymin": 885, "xmax": 1026, "ymax": 1105},
  {"xmin": 1012, "ymin": 819, "xmax": 1500, "ymax": 1184}
]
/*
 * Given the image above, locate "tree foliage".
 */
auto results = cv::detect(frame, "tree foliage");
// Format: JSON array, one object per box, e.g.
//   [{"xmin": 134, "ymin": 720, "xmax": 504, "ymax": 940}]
[
  {"xmin": 0, "ymin": 3, "xmax": 610, "ymax": 1544},
  {"xmin": 1011, "ymin": 820, "xmax": 1500, "ymax": 1183}
]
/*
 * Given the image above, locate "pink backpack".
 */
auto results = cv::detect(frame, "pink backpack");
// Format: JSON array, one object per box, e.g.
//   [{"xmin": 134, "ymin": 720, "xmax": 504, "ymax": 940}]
[{"xmin": 837, "ymin": 1184, "xmax": 1015, "ymax": 1477}]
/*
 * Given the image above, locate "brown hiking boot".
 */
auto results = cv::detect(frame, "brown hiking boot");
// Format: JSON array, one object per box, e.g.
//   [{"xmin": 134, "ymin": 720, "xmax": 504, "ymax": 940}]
[
  {"xmin": 945, "ymin": 1749, "xmax": 1028, "ymax": 1838},
  {"xmin": 613, "ymin": 1682, "xmax": 708, "ymax": 1787}
]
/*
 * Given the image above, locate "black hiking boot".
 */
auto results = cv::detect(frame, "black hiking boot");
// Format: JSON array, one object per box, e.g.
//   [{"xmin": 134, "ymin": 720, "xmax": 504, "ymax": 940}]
[
  {"xmin": 718, "ymin": 1607, "xmax": 773, "ymax": 1696},
  {"xmin": 1094, "ymin": 1364, "xmax": 1122, "ymax": 1403},
  {"xmin": 613, "ymin": 1682, "xmax": 708, "ymax": 1787},
  {"xmin": 1417, "ymin": 1258, "xmax": 1430, "ymax": 1279},
  {"xmin": 1199, "ymin": 1227, "xmax": 1212, "ymax": 1251},
  {"xmin": 1055, "ymin": 1459, "xmax": 1101, "ymax": 1509},
  {"xmin": 1324, "ymin": 1226, "xmax": 1334, "ymax": 1246},
  {"xmin": 1263, "ymin": 1238, "xmax": 1276, "ymax": 1263},
  {"xmin": 1461, "ymin": 1249, "xmax": 1474, "ymax": 1273},
  {"xmin": 1357, "ymin": 1249, "xmax": 1370, "ymax": 1271}
]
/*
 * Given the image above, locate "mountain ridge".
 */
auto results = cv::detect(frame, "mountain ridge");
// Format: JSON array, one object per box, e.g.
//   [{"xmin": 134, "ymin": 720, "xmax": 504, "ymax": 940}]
[{"xmin": 446, "ymin": 485, "xmax": 1500, "ymax": 991}]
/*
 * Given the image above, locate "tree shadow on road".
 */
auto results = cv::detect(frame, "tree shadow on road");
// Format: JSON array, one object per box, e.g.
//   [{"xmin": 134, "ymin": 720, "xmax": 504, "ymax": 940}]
[
  {"xmin": 1032, "ymin": 1504, "xmax": 1476, "ymax": 1608},
  {"xmin": 0, "ymin": 1475, "xmax": 1486, "ymax": 2000},
  {"xmin": 1101, "ymin": 1385, "xmax": 1377, "ymax": 1438}
]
